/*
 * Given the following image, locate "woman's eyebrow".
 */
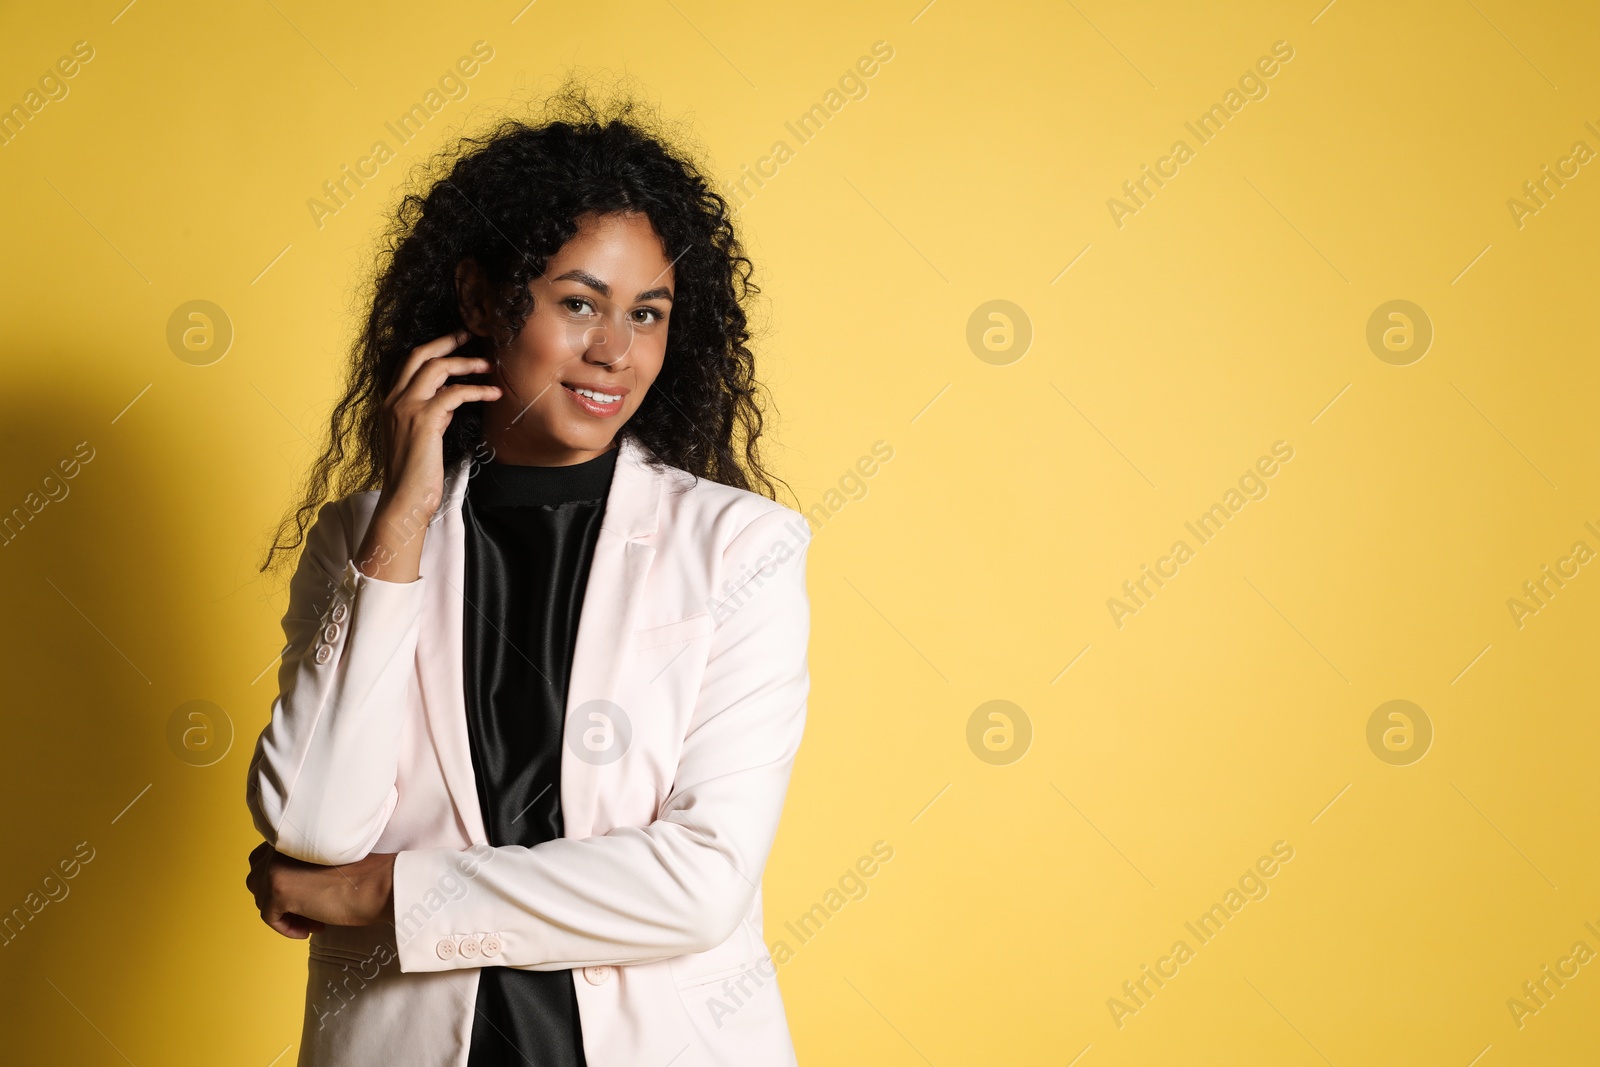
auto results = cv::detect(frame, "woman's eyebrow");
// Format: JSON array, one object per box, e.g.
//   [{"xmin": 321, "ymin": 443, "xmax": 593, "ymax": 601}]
[{"xmin": 552, "ymin": 268, "xmax": 674, "ymax": 302}]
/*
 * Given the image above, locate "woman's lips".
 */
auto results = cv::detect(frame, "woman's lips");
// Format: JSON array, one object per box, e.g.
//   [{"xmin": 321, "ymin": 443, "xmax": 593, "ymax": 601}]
[{"xmin": 561, "ymin": 383, "xmax": 625, "ymax": 418}]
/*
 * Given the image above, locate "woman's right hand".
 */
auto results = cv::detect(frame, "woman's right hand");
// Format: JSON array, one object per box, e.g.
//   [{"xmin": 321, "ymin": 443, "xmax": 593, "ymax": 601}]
[{"xmin": 354, "ymin": 329, "xmax": 501, "ymax": 583}]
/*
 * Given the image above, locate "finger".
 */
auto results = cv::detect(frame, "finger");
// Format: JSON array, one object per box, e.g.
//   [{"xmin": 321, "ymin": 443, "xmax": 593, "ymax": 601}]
[
  {"xmin": 388, "ymin": 330, "xmax": 473, "ymax": 402},
  {"xmin": 392, "ymin": 330, "xmax": 473, "ymax": 397},
  {"xmin": 400, "ymin": 354, "xmax": 495, "ymax": 405},
  {"xmin": 418, "ymin": 383, "xmax": 503, "ymax": 419},
  {"xmin": 249, "ymin": 843, "xmax": 277, "ymax": 873},
  {"xmin": 268, "ymin": 914, "xmax": 312, "ymax": 939},
  {"xmin": 280, "ymin": 912, "xmax": 322, "ymax": 938},
  {"xmin": 250, "ymin": 878, "xmax": 271, "ymax": 914}
]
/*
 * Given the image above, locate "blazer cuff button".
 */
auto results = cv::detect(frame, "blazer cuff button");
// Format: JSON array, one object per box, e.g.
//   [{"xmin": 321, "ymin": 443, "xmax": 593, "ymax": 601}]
[
  {"xmin": 458, "ymin": 937, "xmax": 480, "ymax": 959},
  {"xmin": 481, "ymin": 935, "xmax": 502, "ymax": 958},
  {"xmin": 435, "ymin": 938, "xmax": 457, "ymax": 961}
]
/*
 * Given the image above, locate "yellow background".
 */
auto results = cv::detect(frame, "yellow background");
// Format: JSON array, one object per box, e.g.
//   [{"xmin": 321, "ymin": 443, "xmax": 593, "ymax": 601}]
[{"xmin": 2, "ymin": 0, "xmax": 1597, "ymax": 1063}]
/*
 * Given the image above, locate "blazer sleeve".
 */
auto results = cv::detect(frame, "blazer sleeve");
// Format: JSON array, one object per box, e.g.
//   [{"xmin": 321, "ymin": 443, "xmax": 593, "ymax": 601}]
[
  {"xmin": 391, "ymin": 505, "xmax": 812, "ymax": 973},
  {"xmin": 245, "ymin": 497, "xmax": 428, "ymax": 866}
]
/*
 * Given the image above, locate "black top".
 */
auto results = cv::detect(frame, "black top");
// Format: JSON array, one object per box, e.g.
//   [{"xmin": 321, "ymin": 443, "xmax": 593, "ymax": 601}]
[{"xmin": 460, "ymin": 444, "xmax": 619, "ymax": 1067}]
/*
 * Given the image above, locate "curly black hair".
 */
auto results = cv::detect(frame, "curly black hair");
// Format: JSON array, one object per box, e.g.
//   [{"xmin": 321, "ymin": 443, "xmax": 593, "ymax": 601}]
[{"xmin": 260, "ymin": 79, "xmax": 788, "ymax": 574}]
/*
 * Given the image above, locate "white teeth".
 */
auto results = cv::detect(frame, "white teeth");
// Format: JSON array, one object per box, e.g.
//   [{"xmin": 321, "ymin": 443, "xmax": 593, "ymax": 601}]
[{"xmin": 571, "ymin": 386, "xmax": 621, "ymax": 403}]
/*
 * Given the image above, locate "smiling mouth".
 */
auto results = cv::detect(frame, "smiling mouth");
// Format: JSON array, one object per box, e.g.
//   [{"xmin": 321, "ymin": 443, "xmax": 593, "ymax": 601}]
[{"xmin": 560, "ymin": 382, "xmax": 627, "ymax": 417}]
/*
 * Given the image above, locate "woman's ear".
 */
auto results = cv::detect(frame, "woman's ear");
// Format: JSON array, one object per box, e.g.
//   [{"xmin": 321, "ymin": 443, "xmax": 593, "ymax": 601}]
[{"xmin": 454, "ymin": 258, "xmax": 495, "ymax": 338}]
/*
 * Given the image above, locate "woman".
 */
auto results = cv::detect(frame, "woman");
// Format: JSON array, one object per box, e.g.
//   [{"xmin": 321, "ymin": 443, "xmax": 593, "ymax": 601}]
[{"xmin": 244, "ymin": 87, "xmax": 813, "ymax": 1067}]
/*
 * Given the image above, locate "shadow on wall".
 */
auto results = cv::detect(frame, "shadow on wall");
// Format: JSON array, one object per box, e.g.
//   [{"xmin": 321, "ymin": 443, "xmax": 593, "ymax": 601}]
[{"xmin": 0, "ymin": 385, "xmax": 311, "ymax": 1063}]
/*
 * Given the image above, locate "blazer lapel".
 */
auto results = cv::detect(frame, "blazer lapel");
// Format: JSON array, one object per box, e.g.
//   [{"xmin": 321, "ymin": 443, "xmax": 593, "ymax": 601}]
[
  {"xmin": 560, "ymin": 435, "xmax": 662, "ymax": 839},
  {"xmin": 416, "ymin": 437, "xmax": 664, "ymax": 848},
  {"xmin": 417, "ymin": 452, "xmax": 487, "ymax": 846}
]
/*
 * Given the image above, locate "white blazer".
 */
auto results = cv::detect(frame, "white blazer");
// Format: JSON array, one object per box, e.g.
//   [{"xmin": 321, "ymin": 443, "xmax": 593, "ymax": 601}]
[{"xmin": 246, "ymin": 434, "xmax": 814, "ymax": 1067}]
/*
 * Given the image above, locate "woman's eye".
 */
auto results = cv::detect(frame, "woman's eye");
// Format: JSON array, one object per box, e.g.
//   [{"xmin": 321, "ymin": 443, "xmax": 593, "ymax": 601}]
[
  {"xmin": 561, "ymin": 298, "xmax": 593, "ymax": 315},
  {"xmin": 633, "ymin": 308, "xmax": 663, "ymax": 325}
]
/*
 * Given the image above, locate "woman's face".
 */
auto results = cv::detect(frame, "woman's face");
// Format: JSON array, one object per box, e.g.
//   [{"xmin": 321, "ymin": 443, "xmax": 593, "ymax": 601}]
[{"xmin": 460, "ymin": 210, "xmax": 675, "ymax": 465}]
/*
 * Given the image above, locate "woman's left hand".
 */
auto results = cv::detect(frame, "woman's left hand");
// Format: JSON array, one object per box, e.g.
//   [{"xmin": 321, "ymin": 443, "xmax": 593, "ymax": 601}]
[{"xmin": 246, "ymin": 842, "xmax": 397, "ymax": 939}]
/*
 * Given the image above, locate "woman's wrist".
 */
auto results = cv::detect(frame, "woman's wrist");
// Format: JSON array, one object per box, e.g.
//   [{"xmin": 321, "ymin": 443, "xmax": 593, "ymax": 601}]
[
  {"xmin": 362, "ymin": 852, "xmax": 397, "ymax": 925},
  {"xmin": 247, "ymin": 845, "xmax": 399, "ymax": 935},
  {"xmin": 355, "ymin": 491, "xmax": 438, "ymax": 582}
]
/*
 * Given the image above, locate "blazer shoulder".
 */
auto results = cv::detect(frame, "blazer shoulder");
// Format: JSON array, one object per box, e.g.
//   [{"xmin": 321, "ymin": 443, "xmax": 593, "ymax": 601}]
[
  {"xmin": 299, "ymin": 488, "xmax": 384, "ymax": 567},
  {"xmin": 337, "ymin": 488, "xmax": 384, "ymax": 537},
  {"xmin": 655, "ymin": 461, "xmax": 811, "ymax": 548}
]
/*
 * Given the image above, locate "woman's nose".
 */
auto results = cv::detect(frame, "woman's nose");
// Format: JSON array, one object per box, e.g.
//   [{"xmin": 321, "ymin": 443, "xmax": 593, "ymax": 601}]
[{"xmin": 574, "ymin": 311, "xmax": 637, "ymax": 365}]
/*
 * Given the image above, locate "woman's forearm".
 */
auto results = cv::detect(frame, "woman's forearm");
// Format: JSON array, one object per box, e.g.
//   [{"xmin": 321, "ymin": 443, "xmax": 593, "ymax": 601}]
[
  {"xmin": 353, "ymin": 489, "xmax": 438, "ymax": 584},
  {"xmin": 247, "ymin": 496, "xmax": 428, "ymax": 866}
]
